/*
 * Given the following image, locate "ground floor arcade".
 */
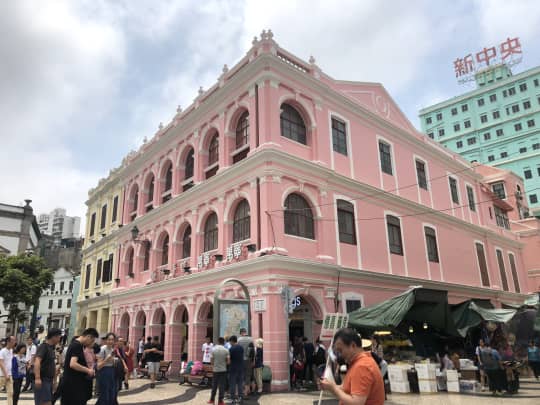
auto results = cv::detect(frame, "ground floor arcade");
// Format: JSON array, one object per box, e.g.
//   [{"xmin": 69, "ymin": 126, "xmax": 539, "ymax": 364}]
[{"xmin": 109, "ymin": 254, "xmax": 527, "ymax": 392}]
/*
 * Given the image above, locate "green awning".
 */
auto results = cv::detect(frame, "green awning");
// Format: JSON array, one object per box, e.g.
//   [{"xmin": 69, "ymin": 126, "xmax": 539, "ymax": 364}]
[
  {"xmin": 347, "ymin": 287, "xmax": 458, "ymax": 336},
  {"xmin": 451, "ymin": 300, "xmax": 517, "ymax": 337}
]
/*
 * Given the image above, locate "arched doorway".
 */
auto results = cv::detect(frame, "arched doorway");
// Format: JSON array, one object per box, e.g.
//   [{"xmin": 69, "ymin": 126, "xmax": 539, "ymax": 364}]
[
  {"xmin": 198, "ymin": 302, "xmax": 213, "ymax": 342},
  {"xmin": 171, "ymin": 305, "xmax": 189, "ymax": 365},
  {"xmin": 118, "ymin": 313, "xmax": 130, "ymax": 341},
  {"xmin": 134, "ymin": 311, "xmax": 147, "ymax": 342},
  {"xmin": 288, "ymin": 294, "xmax": 323, "ymax": 344},
  {"xmin": 151, "ymin": 307, "xmax": 166, "ymax": 347}
]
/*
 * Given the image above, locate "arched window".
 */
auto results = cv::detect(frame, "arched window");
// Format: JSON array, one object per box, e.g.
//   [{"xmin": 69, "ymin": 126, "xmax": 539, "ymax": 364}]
[
  {"xmin": 233, "ymin": 200, "xmax": 250, "ymax": 242},
  {"xmin": 143, "ymin": 242, "xmax": 151, "ymax": 271},
  {"xmin": 184, "ymin": 149, "xmax": 194, "ymax": 180},
  {"xmin": 164, "ymin": 162, "xmax": 173, "ymax": 192},
  {"xmin": 280, "ymin": 103, "xmax": 307, "ymax": 145},
  {"xmin": 182, "ymin": 225, "xmax": 191, "ymax": 259},
  {"xmin": 236, "ymin": 111, "xmax": 249, "ymax": 149},
  {"xmin": 203, "ymin": 212, "xmax": 218, "ymax": 252},
  {"xmin": 130, "ymin": 185, "xmax": 139, "ymax": 221},
  {"xmin": 161, "ymin": 234, "xmax": 169, "ymax": 265},
  {"xmin": 146, "ymin": 175, "xmax": 155, "ymax": 212},
  {"xmin": 284, "ymin": 193, "xmax": 314, "ymax": 239},
  {"xmin": 127, "ymin": 248, "xmax": 134, "ymax": 275},
  {"xmin": 208, "ymin": 134, "xmax": 219, "ymax": 166}
]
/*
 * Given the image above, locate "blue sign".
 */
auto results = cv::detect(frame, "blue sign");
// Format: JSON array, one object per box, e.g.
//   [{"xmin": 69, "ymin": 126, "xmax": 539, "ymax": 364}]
[{"xmin": 18, "ymin": 326, "xmax": 26, "ymax": 333}]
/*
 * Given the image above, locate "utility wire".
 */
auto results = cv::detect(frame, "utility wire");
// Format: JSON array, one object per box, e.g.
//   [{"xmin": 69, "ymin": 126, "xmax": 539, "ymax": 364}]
[
  {"xmin": 269, "ymin": 146, "xmax": 540, "ymax": 214},
  {"xmin": 267, "ymin": 187, "xmax": 540, "ymax": 223}
]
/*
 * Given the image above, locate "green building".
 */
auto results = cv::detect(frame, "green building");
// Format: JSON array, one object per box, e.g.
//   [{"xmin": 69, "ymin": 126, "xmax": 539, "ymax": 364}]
[{"xmin": 419, "ymin": 64, "xmax": 540, "ymax": 217}]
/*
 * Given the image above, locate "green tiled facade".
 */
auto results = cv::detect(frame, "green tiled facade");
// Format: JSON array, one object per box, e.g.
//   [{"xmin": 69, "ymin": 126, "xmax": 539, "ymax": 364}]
[{"xmin": 419, "ymin": 64, "xmax": 540, "ymax": 216}]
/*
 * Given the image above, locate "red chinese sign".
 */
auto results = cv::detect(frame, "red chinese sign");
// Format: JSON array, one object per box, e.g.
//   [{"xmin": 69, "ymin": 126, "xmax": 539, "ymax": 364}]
[{"xmin": 454, "ymin": 37, "xmax": 522, "ymax": 82}]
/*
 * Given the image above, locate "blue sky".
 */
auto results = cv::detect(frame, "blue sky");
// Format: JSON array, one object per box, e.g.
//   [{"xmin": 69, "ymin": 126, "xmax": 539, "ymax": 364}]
[{"xmin": 1, "ymin": 0, "xmax": 539, "ymax": 225}]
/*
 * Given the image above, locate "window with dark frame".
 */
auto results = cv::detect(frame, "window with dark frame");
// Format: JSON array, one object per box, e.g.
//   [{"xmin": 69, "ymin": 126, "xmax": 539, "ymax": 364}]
[
  {"xmin": 467, "ymin": 137, "xmax": 476, "ymax": 145},
  {"xmin": 164, "ymin": 163, "xmax": 173, "ymax": 194},
  {"xmin": 235, "ymin": 111, "xmax": 250, "ymax": 149},
  {"xmin": 461, "ymin": 104, "xmax": 468, "ymax": 112},
  {"xmin": 208, "ymin": 134, "xmax": 219, "ymax": 166},
  {"xmin": 456, "ymin": 141, "xmax": 463, "ymax": 148},
  {"xmin": 454, "ymin": 123, "xmax": 461, "ymax": 132},
  {"xmin": 182, "ymin": 225, "xmax": 191, "ymax": 259},
  {"xmin": 337, "ymin": 200, "xmax": 356, "ymax": 245},
  {"xmin": 477, "ymin": 98, "xmax": 484, "ymax": 106},
  {"xmin": 284, "ymin": 193, "xmax": 314, "ymax": 239},
  {"xmin": 147, "ymin": 176, "xmax": 154, "ymax": 209},
  {"xmin": 424, "ymin": 227, "xmax": 439, "ymax": 263},
  {"xmin": 48, "ymin": 300, "xmax": 53, "ymax": 309},
  {"xmin": 127, "ymin": 248, "xmax": 134, "ymax": 275},
  {"xmin": 436, "ymin": 112, "xmax": 442, "ymax": 120},
  {"xmin": 426, "ymin": 117, "xmax": 432, "ymax": 124},
  {"xmin": 143, "ymin": 243, "xmax": 150, "ymax": 271},
  {"xmin": 332, "ymin": 117, "xmax": 348, "ymax": 155},
  {"xmin": 100, "ymin": 205, "xmax": 107, "ymax": 229},
  {"xmin": 95, "ymin": 259, "xmax": 102, "ymax": 286},
  {"xmin": 488, "ymin": 155, "xmax": 495, "ymax": 162},
  {"xmin": 203, "ymin": 213, "xmax": 218, "ymax": 252},
  {"xmin": 500, "ymin": 151, "xmax": 508, "ymax": 158},
  {"xmin": 416, "ymin": 160, "xmax": 428, "ymax": 190},
  {"xmin": 464, "ymin": 120, "xmax": 471, "ymax": 128},
  {"xmin": 84, "ymin": 264, "xmax": 91, "ymax": 289},
  {"xmin": 451, "ymin": 108, "xmax": 458, "ymax": 115},
  {"xmin": 492, "ymin": 182, "xmax": 506, "ymax": 199},
  {"xmin": 131, "ymin": 186, "xmax": 139, "ymax": 220},
  {"xmin": 89, "ymin": 213, "xmax": 96, "ymax": 237},
  {"xmin": 528, "ymin": 119, "xmax": 535, "ymax": 128},
  {"xmin": 524, "ymin": 169, "xmax": 532, "ymax": 179},
  {"xmin": 514, "ymin": 123, "xmax": 522, "ymax": 131},
  {"xmin": 496, "ymin": 128, "xmax": 504, "ymax": 136},
  {"xmin": 346, "ymin": 300, "xmax": 362, "ymax": 313},
  {"xmin": 386, "ymin": 215, "xmax": 403, "ymax": 255},
  {"xmin": 280, "ymin": 103, "xmax": 307, "ymax": 144},
  {"xmin": 480, "ymin": 114, "xmax": 487, "ymax": 123},
  {"xmin": 112, "ymin": 196, "xmax": 118, "ymax": 223},
  {"xmin": 449, "ymin": 177, "xmax": 459, "ymax": 204},
  {"xmin": 508, "ymin": 254, "xmax": 520, "ymax": 293},
  {"xmin": 484, "ymin": 132, "xmax": 491, "ymax": 140},
  {"xmin": 67, "ymin": 299, "xmax": 71, "ymax": 309},
  {"xmin": 475, "ymin": 243, "xmax": 490, "ymax": 287},
  {"xmin": 233, "ymin": 200, "xmax": 251, "ymax": 243},
  {"xmin": 467, "ymin": 186, "xmax": 476, "ymax": 211},
  {"xmin": 529, "ymin": 194, "xmax": 538, "ymax": 204},
  {"xmin": 489, "ymin": 94, "xmax": 497, "ymax": 102},
  {"xmin": 492, "ymin": 111, "xmax": 500, "ymax": 119},
  {"xmin": 185, "ymin": 149, "xmax": 194, "ymax": 179},
  {"xmin": 161, "ymin": 234, "xmax": 169, "ymax": 265},
  {"xmin": 58, "ymin": 299, "xmax": 62, "ymax": 309},
  {"xmin": 496, "ymin": 249, "xmax": 509, "ymax": 291},
  {"xmin": 519, "ymin": 83, "xmax": 527, "ymax": 92},
  {"xmin": 524, "ymin": 100, "xmax": 531, "ymax": 109},
  {"xmin": 438, "ymin": 128, "xmax": 445, "ymax": 137},
  {"xmin": 378, "ymin": 141, "xmax": 393, "ymax": 175}
]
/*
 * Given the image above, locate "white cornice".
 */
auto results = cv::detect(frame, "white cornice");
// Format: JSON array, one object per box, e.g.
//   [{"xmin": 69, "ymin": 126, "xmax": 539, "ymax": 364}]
[
  {"xmin": 110, "ymin": 147, "xmax": 523, "ymax": 250},
  {"xmin": 110, "ymin": 254, "xmax": 529, "ymax": 302}
]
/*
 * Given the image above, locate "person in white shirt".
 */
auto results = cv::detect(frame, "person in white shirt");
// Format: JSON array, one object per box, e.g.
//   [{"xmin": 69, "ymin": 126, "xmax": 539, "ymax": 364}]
[
  {"xmin": 202, "ymin": 336, "xmax": 214, "ymax": 364},
  {"xmin": 0, "ymin": 335, "xmax": 16, "ymax": 405},
  {"xmin": 22, "ymin": 336, "xmax": 37, "ymax": 392}
]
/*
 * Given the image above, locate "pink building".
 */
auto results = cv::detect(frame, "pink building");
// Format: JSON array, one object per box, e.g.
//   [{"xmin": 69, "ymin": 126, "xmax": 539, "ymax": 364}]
[{"xmin": 106, "ymin": 31, "xmax": 536, "ymax": 391}]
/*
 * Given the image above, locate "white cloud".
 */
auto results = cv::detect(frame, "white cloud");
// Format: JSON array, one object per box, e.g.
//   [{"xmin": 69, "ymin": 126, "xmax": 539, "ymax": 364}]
[{"xmin": 0, "ymin": 1, "xmax": 125, "ymax": 218}]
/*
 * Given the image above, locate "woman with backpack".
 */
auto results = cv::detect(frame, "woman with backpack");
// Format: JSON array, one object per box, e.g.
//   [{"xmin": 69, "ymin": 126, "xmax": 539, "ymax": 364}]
[
  {"xmin": 11, "ymin": 344, "xmax": 27, "ymax": 405},
  {"xmin": 480, "ymin": 343, "xmax": 505, "ymax": 395}
]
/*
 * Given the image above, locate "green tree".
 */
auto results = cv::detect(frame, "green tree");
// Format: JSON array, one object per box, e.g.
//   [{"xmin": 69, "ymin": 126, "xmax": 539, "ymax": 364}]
[{"xmin": 0, "ymin": 254, "xmax": 53, "ymax": 335}]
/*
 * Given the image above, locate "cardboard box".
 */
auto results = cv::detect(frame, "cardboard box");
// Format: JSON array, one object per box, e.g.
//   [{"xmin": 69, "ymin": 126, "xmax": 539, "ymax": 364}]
[
  {"xmin": 447, "ymin": 381, "xmax": 460, "ymax": 393},
  {"xmin": 415, "ymin": 364, "xmax": 437, "ymax": 380},
  {"xmin": 390, "ymin": 381, "xmax": 410, "ymax": 393},
  {"xmin": 388, "ymin": 365, "xmax": 409, "ymax": 383},
  {"xmin": 418, "ymin": 379, "xmax": 437, "ymax": 393},
  {"xmin": 446, "ymin": 370, "xmax": 459, "ymax": 382},
  {"xmin": 459, "ymin": 369, "xmax": 478, "ymax": 381},
  {"xmin": 459, "ymin": 379, "xmax": 481, "ymax": 393}
]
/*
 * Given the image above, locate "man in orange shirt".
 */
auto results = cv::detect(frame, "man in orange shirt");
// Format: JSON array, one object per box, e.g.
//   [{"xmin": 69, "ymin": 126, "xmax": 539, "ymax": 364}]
[{"xmin": 320, "ymin": 328, "xmax": 385, "ymax": 405}]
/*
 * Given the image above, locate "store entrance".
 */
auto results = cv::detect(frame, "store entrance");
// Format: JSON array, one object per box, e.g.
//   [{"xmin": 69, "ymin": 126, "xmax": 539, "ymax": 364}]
[
  {"xmin": 288, "ymin": 296, "xmax": 314, "ymax": 342},
  {"xmin": 289, "ymin": 320, "xmax": 304, "ymax": 341}
]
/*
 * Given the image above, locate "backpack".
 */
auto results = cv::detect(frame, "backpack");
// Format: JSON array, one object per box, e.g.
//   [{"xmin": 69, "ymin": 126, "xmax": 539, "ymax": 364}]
[
  {"xmin": 480, "ymin": 348, "xmax": 500, "ymax": 370},
  {"xmin": 314, "ymin": 347, "xmax": 326, "ymax": 365},
  {"xmin": 190, "ymin": 361, "xmax": 204, "ymax": 375}
]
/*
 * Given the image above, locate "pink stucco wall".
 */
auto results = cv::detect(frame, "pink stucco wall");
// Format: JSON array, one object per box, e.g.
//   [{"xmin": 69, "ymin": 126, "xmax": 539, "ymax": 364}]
[{"xmin": 101, "ymin": 32, "xmax": 536, "ymax": 391}]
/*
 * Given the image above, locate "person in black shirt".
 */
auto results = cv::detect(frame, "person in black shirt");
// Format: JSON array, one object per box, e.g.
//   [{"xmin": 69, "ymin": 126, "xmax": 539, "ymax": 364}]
[
  {"xmin": 228, "ymin": 335, "xmax": 244, "ymax": 403},
  {"xmin": 60, "ymin": 328, "xmax": 99, "ymax": 405},
  {"xmin": 303, "ymin": 337, "xmax": 315, "ymax": 384},
  {"xmin": 143, "ymin": 336, "xmax": 163, "ymax": 388},
  {"xmin": 34, "ymin": 328, "xmax": 62, "ymax": 405}
]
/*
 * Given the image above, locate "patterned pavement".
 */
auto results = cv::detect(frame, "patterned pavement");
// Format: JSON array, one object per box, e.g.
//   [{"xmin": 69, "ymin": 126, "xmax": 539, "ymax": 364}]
[{"xmin": 3, "ymin": 377, "xmax": 540, "ymax": 404}]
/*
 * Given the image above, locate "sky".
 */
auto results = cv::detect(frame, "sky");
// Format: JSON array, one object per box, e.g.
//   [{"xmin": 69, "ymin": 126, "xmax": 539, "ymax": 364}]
[{"xmin": 1, "ymin": 0, "xmax": 540, "ymax": 226}]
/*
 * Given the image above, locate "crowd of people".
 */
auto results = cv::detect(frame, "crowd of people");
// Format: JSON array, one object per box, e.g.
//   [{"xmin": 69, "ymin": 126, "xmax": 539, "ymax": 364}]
[{"xmin": 0, "ymin": 328, "xmax": 143, "ymax": 405}]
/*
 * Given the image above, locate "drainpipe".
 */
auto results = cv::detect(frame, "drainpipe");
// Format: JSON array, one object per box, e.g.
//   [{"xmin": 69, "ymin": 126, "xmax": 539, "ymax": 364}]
[{"xmin": 255, "ymin": 84, "xmax": 262, "ymax": 250}]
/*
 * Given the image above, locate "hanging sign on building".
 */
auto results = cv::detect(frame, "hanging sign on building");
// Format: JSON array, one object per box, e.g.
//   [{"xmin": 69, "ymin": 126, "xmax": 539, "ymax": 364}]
[
  {"xmin": 321, "ymin": 313, "xmax": 349, "ymax": 338},
  {"xmin": 453, "ymin": 37, "xmax": 522, "ymax": 83}
]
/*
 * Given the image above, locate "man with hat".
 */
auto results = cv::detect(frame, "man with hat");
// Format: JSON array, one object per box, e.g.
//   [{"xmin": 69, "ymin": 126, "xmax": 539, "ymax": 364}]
[
  {"xmin": 320, "ymin": 328, "xmax": 384, "ymax": 405},
  {"xmin": 34, "ymin": 328, "xmax": 62, "ymax": 405}
]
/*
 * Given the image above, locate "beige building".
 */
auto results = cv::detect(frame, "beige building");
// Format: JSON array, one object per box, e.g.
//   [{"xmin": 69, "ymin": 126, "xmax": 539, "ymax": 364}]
[{"xmin": 77, "ymin": 168, "xmax": 124, "ymax": 335}]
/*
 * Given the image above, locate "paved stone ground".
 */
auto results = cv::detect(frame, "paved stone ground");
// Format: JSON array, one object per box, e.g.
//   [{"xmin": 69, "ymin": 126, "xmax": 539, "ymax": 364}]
[{"xmin": 4, "ymin": 377, "xmax": 540, "ymax": 404}]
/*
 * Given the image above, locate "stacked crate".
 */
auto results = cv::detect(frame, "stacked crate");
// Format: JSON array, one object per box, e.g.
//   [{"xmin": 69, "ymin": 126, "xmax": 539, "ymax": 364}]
[
  {"xmin": 415, "ymin": 363, "xmax": 438, "ymax": 393},
  {"xmin": 446, "ymin": 370, "xmax": 459, "ymax": 392},
  {"xmin": 387, "ymin": 365, "xmax": 410, "ymax": 393}
]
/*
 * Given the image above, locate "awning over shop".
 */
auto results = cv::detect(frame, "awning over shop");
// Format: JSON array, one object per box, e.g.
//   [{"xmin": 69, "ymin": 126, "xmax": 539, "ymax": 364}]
[
  {"xmin": 451, "ymin": 300, "xmax": 517, "ymax": 337},
  {"xmin": 347, "ymin": 287, "xmax": 458, "ymax": 336}
]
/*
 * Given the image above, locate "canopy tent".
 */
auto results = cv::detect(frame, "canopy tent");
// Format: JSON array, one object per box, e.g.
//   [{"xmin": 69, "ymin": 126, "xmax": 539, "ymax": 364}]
[
  {"xmin": 451, "ymin": 300, "xmax": 517, "ymax": 337},
  {"xmin": 347, "ymin": 287, "xmax": 459, "ymax": 337}
]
